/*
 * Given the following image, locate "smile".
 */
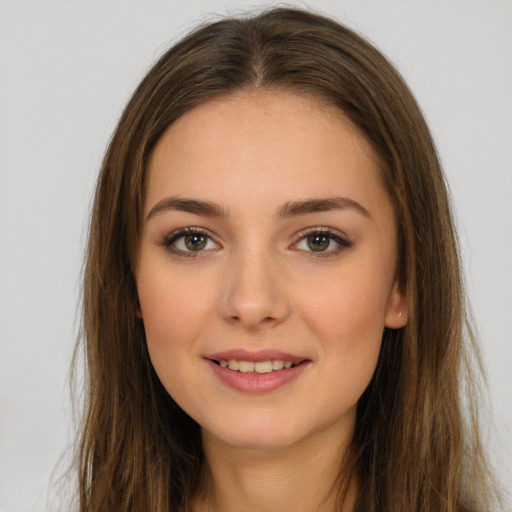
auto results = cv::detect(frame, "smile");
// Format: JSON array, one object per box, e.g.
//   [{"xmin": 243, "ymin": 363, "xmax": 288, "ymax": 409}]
[
  {"xmin": 216, "ymin": 359, "xmax": 297, "ymax": 373},
  {"xmin": 206, "ymin": 355, "xmax": 310, "ymax": 393}
]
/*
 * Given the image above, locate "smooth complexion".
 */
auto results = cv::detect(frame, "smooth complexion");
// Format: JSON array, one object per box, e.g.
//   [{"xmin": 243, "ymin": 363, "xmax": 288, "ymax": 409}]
[{"xmin": 135, "ymin": 91, "xmax": 408, "ymax": 511}]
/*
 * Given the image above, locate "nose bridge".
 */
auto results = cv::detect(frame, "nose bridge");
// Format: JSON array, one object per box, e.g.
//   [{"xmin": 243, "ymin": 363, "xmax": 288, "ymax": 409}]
[{"xmin": 218, "ymin": 240, "xmax": 289, "ymax": 328}]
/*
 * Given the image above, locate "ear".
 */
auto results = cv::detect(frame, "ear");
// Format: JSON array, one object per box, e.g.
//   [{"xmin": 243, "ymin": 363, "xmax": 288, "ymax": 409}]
[{"xmin": 384, "ymin": 279, "xmax": 408, "ymax": 329}]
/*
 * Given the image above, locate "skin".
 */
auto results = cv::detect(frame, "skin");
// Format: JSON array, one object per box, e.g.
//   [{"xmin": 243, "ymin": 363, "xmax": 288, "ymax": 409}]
[{"xmin": 135, "ymin": 90, "xmax": 408, "ymax": 511}]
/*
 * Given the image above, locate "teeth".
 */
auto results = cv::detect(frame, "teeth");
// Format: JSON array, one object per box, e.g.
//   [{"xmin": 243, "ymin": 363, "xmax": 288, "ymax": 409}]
[
  {"xmin": 272, "ymin": 359, "xmax": 284, "ymax": 370},
  {"xmin": 238, "ymin": 361, "xmax": 254, "ymax": 373},
  {"xmin": 218, "ymin": 359, "xmax": 296, "ymax": 373},
  {"xmin": 255, "ymin": 361, "xmax": 272, "ymax": 373},
  {"xmin": 227, "ymin": 359, "xmax": 239, "ymax": 371}
]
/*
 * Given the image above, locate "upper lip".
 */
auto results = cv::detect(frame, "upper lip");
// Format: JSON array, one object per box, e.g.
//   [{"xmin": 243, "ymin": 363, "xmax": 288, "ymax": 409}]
[{"xmin": 204, "ymin": 349, "xmax": 308, "ymax": 364}]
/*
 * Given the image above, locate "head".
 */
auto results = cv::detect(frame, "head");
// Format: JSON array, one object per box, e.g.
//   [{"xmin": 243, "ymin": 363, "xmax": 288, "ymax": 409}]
[{"xmin": 79, "ymin": 8, "xmax": 489, "ymax": 512}]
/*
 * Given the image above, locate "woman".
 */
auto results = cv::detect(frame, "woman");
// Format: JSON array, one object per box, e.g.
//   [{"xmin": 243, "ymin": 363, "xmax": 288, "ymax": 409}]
[{"xmin": 75, "ymin": 7, "xmax": 498, "ymax": 511}]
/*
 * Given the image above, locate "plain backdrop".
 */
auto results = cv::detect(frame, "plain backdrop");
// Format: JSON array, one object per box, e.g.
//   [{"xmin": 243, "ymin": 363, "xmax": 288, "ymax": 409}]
[{"xmin": 1, "ymin": 1, "xmax": 511, "ymax": 510}]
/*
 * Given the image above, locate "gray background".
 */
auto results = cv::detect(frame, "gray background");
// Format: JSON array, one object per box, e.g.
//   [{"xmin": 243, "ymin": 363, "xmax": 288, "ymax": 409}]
[{"xmin": 1, "ymin": 1, "xmax": 511, "ymax": 510}]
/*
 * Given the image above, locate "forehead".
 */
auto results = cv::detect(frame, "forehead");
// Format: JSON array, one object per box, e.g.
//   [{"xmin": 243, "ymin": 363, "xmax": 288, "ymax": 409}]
[{"xmin": 145, "ymin": 90, "xmax": 386, "ymax": 217}]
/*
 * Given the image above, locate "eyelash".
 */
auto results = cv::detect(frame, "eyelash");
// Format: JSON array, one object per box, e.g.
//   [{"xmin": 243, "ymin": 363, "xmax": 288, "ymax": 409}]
[
  {"xmin": 161, "ymin": 227, "xmax": 219, "ymax": 258},
  {"xmin": 293, "ymin": 227, "xmax": 352, "ymax": 258},
  {"xmin": 161, "ymin": 227, "xmax": 352, "ymax": 258}
]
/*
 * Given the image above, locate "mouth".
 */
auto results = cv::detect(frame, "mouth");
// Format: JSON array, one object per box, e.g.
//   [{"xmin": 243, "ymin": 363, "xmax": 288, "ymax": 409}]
[
  {"xmin": 204, "ymin": 350, "xmax": 310, "ymax": 392},
  {"xmin": 211, "ymin": 358, "xmax": 302, "ymax": 374},
  {"xmin": 205, "ymin": 352, "xmax": 310, "ymax": 393}
]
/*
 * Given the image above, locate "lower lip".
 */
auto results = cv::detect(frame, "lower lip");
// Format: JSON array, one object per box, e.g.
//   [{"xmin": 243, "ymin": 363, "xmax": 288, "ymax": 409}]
[{"xmin": 206, "ymin": 359, "xmax": 310, "ymax": 393}]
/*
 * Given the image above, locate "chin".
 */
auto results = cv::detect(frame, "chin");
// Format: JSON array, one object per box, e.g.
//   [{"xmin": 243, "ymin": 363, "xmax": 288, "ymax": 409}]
[
  {"xmin": 200, "ymin": 414, "xmax": 306, "ymax": 452},
  {"xmin": 213, "ymin": 431, "xmax": 300, "ymax": 452},
  {"xmin": 204, "ymin": 411, "xmax": 345, "ymax": 454}
]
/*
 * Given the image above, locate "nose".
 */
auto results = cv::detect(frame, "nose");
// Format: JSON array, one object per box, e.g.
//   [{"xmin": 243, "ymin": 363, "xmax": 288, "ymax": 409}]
[{"xmin": 217, "ymin": 248, "xmax": 291, "ymax": 330}]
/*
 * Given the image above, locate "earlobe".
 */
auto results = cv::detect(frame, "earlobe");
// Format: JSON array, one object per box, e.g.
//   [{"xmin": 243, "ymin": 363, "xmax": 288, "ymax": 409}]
[{"xmin": 384, "ymin": 280, "xmax": 408, "ymax": 329}]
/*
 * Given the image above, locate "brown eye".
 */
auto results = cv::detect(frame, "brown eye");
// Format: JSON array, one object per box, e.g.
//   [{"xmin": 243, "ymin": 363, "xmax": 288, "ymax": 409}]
[
  {"xmin": 306, "ymin": 234, "xmax": 330, "ymax": 252},
  {"xmin": 294, "ymin": 229, "xmax": 351, "ymax": 257},
  {"xmin": 164, "ymin": 228, "xmax": 220, "ymax": 255},
  {"xmin": 185, "ymin": 234, "xmax": 207, "ymax": 251}
]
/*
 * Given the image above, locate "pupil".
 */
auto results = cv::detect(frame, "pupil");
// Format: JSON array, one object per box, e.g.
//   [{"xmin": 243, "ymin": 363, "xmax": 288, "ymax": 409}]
[
  {"xmin": 185, "ymin": 234, "xmax": 207, "ymax": 251},
  {"xmin": 307, "ymin": 235, "xmax": 329, "ymax": 251}
]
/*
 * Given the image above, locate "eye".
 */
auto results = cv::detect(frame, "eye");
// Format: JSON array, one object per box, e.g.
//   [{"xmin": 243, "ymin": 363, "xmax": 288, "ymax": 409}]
[
  {"xmin": 294, "ymin": 228, "xmax": 351, "ymax": 256},
  {"xmin": 163, "ymin": 228, "xmax": 220, "ymax": 255}
]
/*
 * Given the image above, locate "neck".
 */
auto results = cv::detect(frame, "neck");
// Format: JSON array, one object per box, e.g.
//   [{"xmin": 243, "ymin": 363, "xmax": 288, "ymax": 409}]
[{"xmin": 193, "ymin": 426, "xmax": 359, "ymax": 512}]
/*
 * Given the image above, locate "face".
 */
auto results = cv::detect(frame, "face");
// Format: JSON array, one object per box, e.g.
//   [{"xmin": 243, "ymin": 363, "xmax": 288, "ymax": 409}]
[{"xmin": 135, "ymin": 91, "xmax": 407, "ymax": 452}]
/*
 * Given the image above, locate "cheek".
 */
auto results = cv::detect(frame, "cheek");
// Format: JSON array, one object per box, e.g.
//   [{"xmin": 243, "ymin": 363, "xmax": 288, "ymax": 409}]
[
  {"xmin": 299, "ymin": 265, "xmax": 390, "ymax": 380},
  {"xmin": 304, "ymin": 269, "xmax": 389, "ymax": 338},
  {"xmin": 136, "ymin": 266, "xmax": 215, "ymax": 379},
  {"xmin": 138, "ymin": 264, "xmax": 213, "ymax": 332}
]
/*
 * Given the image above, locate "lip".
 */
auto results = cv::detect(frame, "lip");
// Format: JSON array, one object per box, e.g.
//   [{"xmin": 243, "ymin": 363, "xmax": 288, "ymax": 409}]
[
  {"xmin": 204, "ymin": 351, "xmax": 311, "ymax": 393},
  {"xmin": 205, "ymin": 349, "xmax": 307, "ymax": 364}
]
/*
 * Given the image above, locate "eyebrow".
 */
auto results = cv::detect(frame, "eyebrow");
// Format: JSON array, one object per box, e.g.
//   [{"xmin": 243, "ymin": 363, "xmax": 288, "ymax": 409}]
[
  {"xmin": 146, "ymin": 197, "xmax": 228, "ymax": 221},
  {"xmin": 146, "ymin": 196, "xmax": 371, "ymax": 221},
  {"xmin": 276, "ymin": 197, "xmax": 371, "ymax": 219}
]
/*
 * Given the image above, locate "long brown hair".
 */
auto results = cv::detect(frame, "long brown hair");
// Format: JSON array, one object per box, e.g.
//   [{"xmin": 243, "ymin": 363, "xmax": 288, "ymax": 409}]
[{"xmin": 75, "ymin": 7, "xmax": 498, "ymax": 511}]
